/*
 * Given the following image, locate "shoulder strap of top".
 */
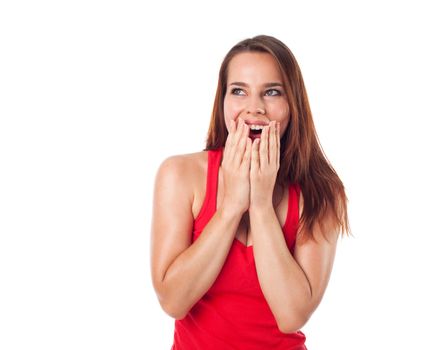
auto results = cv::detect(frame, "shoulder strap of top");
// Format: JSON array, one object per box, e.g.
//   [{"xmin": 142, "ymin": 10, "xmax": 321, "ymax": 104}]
[
  {"xmin": 194, "ymin": 148, "xmax": 223, "ymax": 224},
  {"xmin": 283, "ymin": 183, "xmax": 301, "ymax": 252},
  {"xmin": 206, "ymin": 148, "xmax": 222, "ymax": 214}
]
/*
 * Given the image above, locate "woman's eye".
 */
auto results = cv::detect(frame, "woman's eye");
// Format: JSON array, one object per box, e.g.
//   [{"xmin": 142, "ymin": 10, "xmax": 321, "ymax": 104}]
[
  {"xmin": 230, "ymin": 88, "xmax": 281, "ymax": 96},
  {"xmin": 231, "ymin": 88, "xmax": 244, "ymax": 95},
  {"xmin": 266, "ymin": 89, "xmax": 281, "ymax": 96}
]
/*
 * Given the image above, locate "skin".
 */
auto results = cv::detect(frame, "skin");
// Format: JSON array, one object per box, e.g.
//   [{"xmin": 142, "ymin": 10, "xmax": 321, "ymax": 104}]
[
  {"xmin": 151, "ymin": 52, "xmax": 339, "ymax": 334},
  {"xmin": 221, "ymin": 52, "xmax": 291, "ymax": 241},
  {"xmin": 223, "ymin": 52, "xmax": 290, "ymax": 138}
]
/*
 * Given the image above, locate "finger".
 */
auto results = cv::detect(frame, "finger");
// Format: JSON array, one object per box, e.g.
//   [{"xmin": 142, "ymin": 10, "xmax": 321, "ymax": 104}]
[
  {"xmin": 242, "ymin": 137, "xmax": 252, "ymax": 170},
  {"xmin": 259, "ymin": 124, "xmax": 269, "ymax": 167},
  {"xmin": 276, "ymin": 122, "xmax": 280, "ymax": 169},
  {"xmin": 231, "ymin": 118, "xmax": 245, "ymax": 151},
  {"xmin": 269, "ymin": 121, "xmax": 277, "ymax": 165},
  {"xmin": 226, "ymin": 118, "xmax": 243, "ymax": 161},
  {"xmin": 224, "ymin": 119, "xmax": 236, "ymax": 159},
  {"xmin": 230, "ymin": 118, "xmax": 236, "ymax": 133},
  {"xmin": 233, "ymin": 121, "xmax": 249, "ymax": 166},
  {"xmin": 251, "ymin": 138, "xmax": 260, "ymax": 174}
]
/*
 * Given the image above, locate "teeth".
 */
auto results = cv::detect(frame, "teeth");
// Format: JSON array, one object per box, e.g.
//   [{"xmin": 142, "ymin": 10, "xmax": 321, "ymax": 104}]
[{"xmin": 249, "ymin": 124, "xmax": 265, "ymax": 130}]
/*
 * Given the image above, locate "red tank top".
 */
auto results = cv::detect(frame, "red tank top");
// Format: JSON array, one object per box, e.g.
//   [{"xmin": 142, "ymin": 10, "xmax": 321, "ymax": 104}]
[{"xmin": 171, "ymin": 148, "xmax": 307, "ymax": 350}]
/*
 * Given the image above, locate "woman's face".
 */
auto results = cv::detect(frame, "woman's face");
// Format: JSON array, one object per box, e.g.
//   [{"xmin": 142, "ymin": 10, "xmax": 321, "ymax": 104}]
[{"xmin": 223, "ymin": 52, "xmax": 290, "ymax": 140}]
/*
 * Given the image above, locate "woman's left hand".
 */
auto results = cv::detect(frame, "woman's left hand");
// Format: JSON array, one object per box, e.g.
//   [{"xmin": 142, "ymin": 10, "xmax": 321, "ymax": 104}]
[{"xmin": 250, "ymin": 121, "xmax": 280, "ymax": 209}]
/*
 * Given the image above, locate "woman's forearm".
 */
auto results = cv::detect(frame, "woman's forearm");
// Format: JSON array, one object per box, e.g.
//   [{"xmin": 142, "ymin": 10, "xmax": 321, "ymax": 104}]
[
  {"xmin": 160, "ymin": 205, "xmax": 242, "ymax": 319},
  {"xmin": 250, "ymin": 205, "xmax": 312, "ymax": 333}
]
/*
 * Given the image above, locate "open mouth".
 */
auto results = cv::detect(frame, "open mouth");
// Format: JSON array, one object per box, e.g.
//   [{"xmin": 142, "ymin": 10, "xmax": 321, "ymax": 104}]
[
  {"xmin": 248, "ymin": 124, "xmax": 265, "ymax": 138},
  {"xmin": 249, "ymin": 129, "xmax": 263, "ymax": 139},
  {"xmin": 250, "ymin": 129, "xmax": 263, "ymax": 135}
]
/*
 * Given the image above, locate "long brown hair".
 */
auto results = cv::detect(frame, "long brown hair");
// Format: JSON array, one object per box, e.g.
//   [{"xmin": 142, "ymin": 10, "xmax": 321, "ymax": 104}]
[{"xmin": 204, "ymin": 35, "xmax": 350, "ymax": 241}]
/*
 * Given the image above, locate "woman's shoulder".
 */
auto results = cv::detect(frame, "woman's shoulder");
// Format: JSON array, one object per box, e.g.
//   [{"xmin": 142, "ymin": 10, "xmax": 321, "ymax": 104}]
[
  {"xmin": 157, "ymin": 150, "xmax": 208, "ymax": 173},
  {"xmin": 155, "ymin": 150, "xmax": 208, "ymax": 192}
]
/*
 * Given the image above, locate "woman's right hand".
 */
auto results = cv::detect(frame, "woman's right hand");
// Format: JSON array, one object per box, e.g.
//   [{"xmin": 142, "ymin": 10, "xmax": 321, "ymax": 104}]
[{"xmin": 220, "ymin": 117, "xmax": 252, "ymax": 215}]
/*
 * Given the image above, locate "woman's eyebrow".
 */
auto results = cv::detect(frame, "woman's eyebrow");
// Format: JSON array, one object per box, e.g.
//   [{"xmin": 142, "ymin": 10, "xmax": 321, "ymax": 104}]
[{"xmin": 229, "ymin": 81, "xmax": 284, "ymax": 88}]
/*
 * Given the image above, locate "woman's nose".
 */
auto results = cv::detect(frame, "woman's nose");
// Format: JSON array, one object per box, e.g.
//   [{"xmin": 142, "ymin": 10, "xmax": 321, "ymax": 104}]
[
  {"xmin": 246, "ymin": 96, "xmax": 266, "ymax": 115},
  {"xmin": 247, "ymin": 101, "xmax": 266, "ymax": 115}
]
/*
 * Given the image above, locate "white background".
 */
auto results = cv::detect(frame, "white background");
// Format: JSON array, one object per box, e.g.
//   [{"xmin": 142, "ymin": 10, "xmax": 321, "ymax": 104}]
[{"xmin": 1, "ymin": 1, "xmax": 430, "ymax": 349}]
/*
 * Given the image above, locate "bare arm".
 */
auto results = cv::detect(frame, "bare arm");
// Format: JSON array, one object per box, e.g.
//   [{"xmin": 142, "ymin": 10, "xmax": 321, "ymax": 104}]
[
  {"xmin": 150, "ymin": 156, "xmax": 243, "ymax": 319},
  {"xmin": 151, "ymin": 119, "xmax": 252, "ymax": 319},
  {"xmin": 250, "ymin": 196, "xmax": 339, "ymax": 333},
  {"xmin": 249, "ymin": 121, "xmax": 339, "ymax": 333}
]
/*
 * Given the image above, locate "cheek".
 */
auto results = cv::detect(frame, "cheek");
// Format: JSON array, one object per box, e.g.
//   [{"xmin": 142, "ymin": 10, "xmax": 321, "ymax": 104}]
[
  {"xmin": 223, "ymin": 101, "xmax": 242, "ymax": 132},
  {"xmin": 278, "ymin": 116, "xmax": 290, "ymax": 136},
  {"xmin": 280, "ymin": 116, "xmax": 292, "ymax": 137},
  {"xmin": 279, "ymin": 106, "xmax": 290, "ymax": 133}
]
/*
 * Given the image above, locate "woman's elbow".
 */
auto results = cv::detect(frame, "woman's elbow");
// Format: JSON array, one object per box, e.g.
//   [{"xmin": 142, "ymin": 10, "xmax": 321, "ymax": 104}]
[
  {"xmin": 160, "ymin": 300, "xmax": 189, "ymax": 320},
  {"xmin": 156, "ymin": 290, "xmax": 190, "ymax": 320},
  {"xmin": 153, "ymin": 279, "xmax": 191, "ymax": 320},
  {"xmin": 277, "ymin": 313, "xmax": 310, "ymax": 334}
]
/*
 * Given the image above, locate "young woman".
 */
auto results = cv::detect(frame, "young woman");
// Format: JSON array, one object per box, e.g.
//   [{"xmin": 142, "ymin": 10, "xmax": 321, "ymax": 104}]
[{"xmin": 151, "ymin": 35, "xmax": 350, "ymax": 350}]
